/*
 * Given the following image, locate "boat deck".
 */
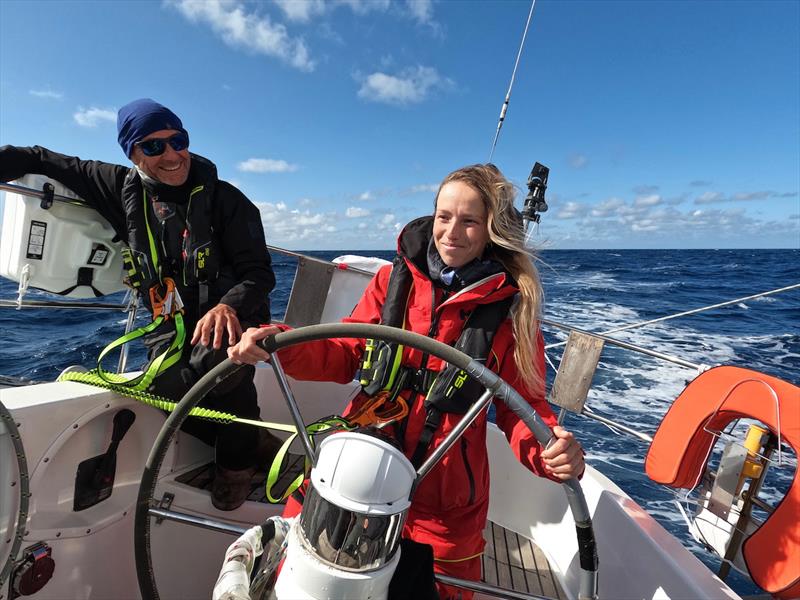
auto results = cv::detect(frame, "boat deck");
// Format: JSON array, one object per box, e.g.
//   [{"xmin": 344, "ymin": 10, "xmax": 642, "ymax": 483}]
[
  {"xmin": 482, "ymin": 520, "xmax": 564, "ymax": 599},
  {"xmin": 177, "ymin": 461, "xmax": 565, "ymax": 599}
]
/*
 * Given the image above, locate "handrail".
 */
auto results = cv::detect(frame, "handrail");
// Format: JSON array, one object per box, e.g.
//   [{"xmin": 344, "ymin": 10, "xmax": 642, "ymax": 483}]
[
  {"xmin": 542, "ymin": 318, "xmax": 704, "ymax": 371},
  {"xmin": 0, "ymin": 181, "xmax": 88, "ymax": 206},
  {"xmin": 266, "ymin": 244, "xmax": 377, "ymax": 278},
  {"xmin": 0, "ymin": 299, "xmax": 127, "ymax": 310},
  {"xmin": 545, "ymin": 283, "xmax": 800, "ymax": 351}
]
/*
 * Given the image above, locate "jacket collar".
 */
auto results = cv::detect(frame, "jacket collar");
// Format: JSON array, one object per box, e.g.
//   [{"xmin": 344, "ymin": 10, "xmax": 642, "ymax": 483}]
[{"xmin": 396, "ymin": 215, "xmax": 517, "ymax": 307}]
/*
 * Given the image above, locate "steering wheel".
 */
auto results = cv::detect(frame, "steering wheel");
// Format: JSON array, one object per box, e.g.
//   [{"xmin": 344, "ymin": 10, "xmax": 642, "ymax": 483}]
[{"xmin": 134, "ymin": 323, "xmax": 599, "ymax": 600}]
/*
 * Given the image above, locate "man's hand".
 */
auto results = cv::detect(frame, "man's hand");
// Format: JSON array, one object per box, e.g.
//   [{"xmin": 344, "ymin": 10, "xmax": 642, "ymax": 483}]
[
  {"xmin": 541, "ymin": 426, "xmax": 585, "ymax": 481},
  {"xmin": 191, "ymin": 303, "xmax": 242, "ymax": 349},
  {"xmin": 227, "ymin": 326, "xmax": 280, "ymax": 365}
]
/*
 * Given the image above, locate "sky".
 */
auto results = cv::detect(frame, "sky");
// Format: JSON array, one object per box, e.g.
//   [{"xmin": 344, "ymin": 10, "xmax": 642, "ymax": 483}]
[{"xmin": 1, "ymin": 0, "xmax": 798, "ymax": 250}]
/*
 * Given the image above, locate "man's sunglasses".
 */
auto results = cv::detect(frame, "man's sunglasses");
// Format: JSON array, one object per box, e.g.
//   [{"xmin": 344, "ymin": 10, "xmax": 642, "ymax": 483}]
[{"xmin": 136, "ymin": 132, "xmax": 190, "ymax": 157}]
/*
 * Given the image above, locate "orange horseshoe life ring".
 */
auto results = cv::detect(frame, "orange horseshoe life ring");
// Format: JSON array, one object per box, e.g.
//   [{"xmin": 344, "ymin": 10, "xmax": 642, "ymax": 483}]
[{"xmin": 645, "ymin": 365, "xmax": 799, "ymax": 598}]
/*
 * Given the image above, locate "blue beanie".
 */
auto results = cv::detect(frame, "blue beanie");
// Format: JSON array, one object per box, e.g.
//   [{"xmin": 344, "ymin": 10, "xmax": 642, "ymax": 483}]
[{"xmin": 117, "ymin": 98, "xmax": 188, "ymax": 158}]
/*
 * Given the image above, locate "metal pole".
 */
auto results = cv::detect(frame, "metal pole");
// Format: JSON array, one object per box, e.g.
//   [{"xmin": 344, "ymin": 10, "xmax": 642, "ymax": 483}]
[
  {"xmin": 0, "ymin": 299, "xmax": 127, "ymax": 310},
  {"xmin": 0, "ymin": 181, "xmax": 87, "ymax": 206},
  {"xmin": 415, "ymin": 389, "xmax": 494, "ymax": 482},
  {"xmin": 542, "ymin": 318, "xmax": 703, "ymax": 370},
  {"xmin": 117, "ymin": 291, "xmax": 139, "ymax": 374},
  {"xmin": 266, "ymin": 245, "xmax": 376, "ymax": 278},
  {"xmin": 269, "ymin": 354, "xmax": 317, "ymax": 468},
  {"xmin": 718, "ymin": 434, "xmax": 777, "ymax": 580},
  {"xmin": 582, "ymin": 406, "xmax": 654, "ymax": 443},
  {"xmin": 147, "ymin": 507, "xmax": 248, "ymax": 536}
]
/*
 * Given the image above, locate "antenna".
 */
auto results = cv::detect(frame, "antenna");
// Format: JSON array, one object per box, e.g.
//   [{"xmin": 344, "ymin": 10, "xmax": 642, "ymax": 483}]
[{"xmin": 488, "ymin": 0, "xmax": 537, "ymax": 162}]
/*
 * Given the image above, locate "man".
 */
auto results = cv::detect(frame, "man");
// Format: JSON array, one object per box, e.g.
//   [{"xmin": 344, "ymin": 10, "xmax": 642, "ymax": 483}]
[{"xmin": 0, "ymin": 98, "xmax": 280, "ymax": 510}]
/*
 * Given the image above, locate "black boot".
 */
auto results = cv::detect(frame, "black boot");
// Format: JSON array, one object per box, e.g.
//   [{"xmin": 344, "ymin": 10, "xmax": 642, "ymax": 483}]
[{"xmin": 211, "ymin": 466, "xmax": 256, "ymax": 511}]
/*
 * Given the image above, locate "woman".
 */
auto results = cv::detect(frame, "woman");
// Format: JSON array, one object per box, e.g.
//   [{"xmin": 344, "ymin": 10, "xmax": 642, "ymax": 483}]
[{"xmin": 229, "ymin": 164, "xmax": 584, "ymax": 599}]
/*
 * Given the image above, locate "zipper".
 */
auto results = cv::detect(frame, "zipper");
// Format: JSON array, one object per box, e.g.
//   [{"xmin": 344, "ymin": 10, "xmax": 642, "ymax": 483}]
[
  {"xmin": 418, "ymin": 286, "xmax": 446, "ymax": 376},
  {"xmin": 460, "ymin": 437, "xmax": 476, "ymax": 505},
  {"xmin": 438, "ymin": 273, "xmax": 506, "ymax": 310},
  {"xmin": 182, "ymin": 186, "xmax": 202, "ymax": 287}
]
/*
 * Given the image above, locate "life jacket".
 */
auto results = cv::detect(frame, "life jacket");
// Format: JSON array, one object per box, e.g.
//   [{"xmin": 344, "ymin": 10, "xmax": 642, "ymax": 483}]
[
  {"xmin": 358, "ymin": 233, "xmax": 514, "ymax": 468},
  {"xmin": 119, "ymin": 154, "xmax": 220, "ymax": 309},
  {"xmin": 645, "ymin": 366, "xmax": 800, "ymax": 598}
]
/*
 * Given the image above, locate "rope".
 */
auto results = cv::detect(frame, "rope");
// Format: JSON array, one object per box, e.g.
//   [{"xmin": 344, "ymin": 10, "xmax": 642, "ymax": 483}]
[{"xmin": 488, "ymin": 0, "xmax": 537, "ymax": 161}]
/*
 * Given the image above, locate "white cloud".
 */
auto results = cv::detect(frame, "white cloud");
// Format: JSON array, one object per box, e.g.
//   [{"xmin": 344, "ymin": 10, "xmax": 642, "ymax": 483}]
[
  {"xmin": 273, "ymin": 0, "xmax": 390, "ymax": 22},
  {"xmin": 590, "ymin": 197, "xmax": 625, "ymax": 218},
  {"xmin": 556, "ymin": 201, "xmax": 588, "ymax": 220},
  {"xmin": 339, "ymin": 0, "xmax": 390, "ymax": 16},
  {"xmin": 167, "ymin": 0, "xmax": 314, "ymax": 72},
  {"xmin": 695, "ymin": 191, "xmax": 725, "ymax": 205},
  {"xmin": 29, "ymin": 89, "xmax": 63, "ymax": 100},
  {"xmin": 695, "ymin": 189, "xmax": 796, "ymax": 205},
  {"xmin": 358, "ymin": 191, "xmax": 374, "ymax": 201},
  {"xmin": 634, "ymin": 194, "xmax": 662, "ymax": 207},
  {"xmin": 257, "ymin": 201, "xmax": 335, "ymax": 241},
  {"xmin": 357, "ymin": 66, "xmax": 451, "ymax": 106},
  {"xmin": 73, "ymin": 106, "xmax": 116, "ymax": 128},
  {"xmin": 409, "ymin": 183, "xmax": 438, "ymax": 194},
  {"xmin": 406, "ymin": 0, "xmax": 433, "ymax": 24},
  {"xmin": 631, "ymin": 219, "xmax": 658, "ymax": 232},
  {"xmin": 273, "ymin": 0, "xmax": 326, "ymax": 22},
  {"xmin": 568, "ymin": 154, "xmax": 588, "ymax": 169},
  {"xmin": 255, "ymin": 200, "xmax": 400, "ymax": 248},
  {"xmin": 731, "ymin": 191, "xmax": 771, "ymax": 201},
  {"xmin": 237, "ymin": 158, "xmax": 299, "ymax": 173},
  {"xmin": 346, "ymin": 206, "xmax": 370, "ymax": 218}
]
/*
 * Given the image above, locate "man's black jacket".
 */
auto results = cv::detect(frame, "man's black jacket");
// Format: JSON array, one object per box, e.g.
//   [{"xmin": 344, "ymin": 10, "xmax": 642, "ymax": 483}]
[{"xmin": 0, "ymin": 145, "xmax": 274, "ymax": 325}]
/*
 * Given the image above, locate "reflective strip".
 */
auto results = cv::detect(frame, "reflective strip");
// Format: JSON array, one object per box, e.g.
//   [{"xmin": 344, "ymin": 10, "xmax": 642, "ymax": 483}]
[
  {"xmin": 142, "ymin": 190, "xmax": 160, "ymax": 276},
  {"xmin": 434, "ymin": 551, "xmax": 484, "ymax": 563},
  {"xmin": 383, "ymin": 343, "xmax": 405, "ymax": 391}
]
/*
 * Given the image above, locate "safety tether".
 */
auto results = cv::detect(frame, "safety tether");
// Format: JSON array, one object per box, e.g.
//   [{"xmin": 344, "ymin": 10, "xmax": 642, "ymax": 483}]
[
  {"xmin": 264, "ymin": 416, "xmax": 355, "ymax": 503},
  {"xmin": 58, "ymin": 368, "xmax": 357, "ymax": 505},
  {"xmin": 80, "ymin": 277, "xmax": 188, "ymax": 393}
]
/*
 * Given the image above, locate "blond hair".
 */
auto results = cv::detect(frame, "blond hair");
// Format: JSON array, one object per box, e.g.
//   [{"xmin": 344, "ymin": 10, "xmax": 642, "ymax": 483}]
[{"xmin": 435, "ymin": 164, "xmax": 543, "ymax": 393}]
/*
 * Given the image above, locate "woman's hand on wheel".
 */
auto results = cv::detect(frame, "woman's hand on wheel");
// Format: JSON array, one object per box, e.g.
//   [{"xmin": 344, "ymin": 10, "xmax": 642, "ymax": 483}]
[
  {"xmin": 227, "ymin": 326, "xmax": 280, "ymax": 365},
  {"xmin": 541, "ymin": 426, "xmax": 585, "ymax": 481}
]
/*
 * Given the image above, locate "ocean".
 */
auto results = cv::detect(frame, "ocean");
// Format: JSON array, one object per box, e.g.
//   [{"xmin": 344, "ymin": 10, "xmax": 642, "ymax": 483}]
[{"xmin": 1, "ymin": 248, "xmax": 798, "ymax": 596}]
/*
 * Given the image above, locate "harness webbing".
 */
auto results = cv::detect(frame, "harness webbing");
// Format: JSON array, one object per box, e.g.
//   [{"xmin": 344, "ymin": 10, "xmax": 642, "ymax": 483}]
[
  {"xmin": 264, "ymin": 416, "xmax": 355, "ymax": 503},
  {"xmin": 90, "ymin": 312, "xmax": 186, "ymax": 392}
]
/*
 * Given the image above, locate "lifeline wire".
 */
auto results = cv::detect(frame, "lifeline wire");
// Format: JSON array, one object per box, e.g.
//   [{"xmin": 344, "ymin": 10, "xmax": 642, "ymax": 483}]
[
  {"xmin": 545, "ymin": 283, "xmax": 800, "ymax": 351},
  {"xmin": 488, "ymin": 0, "xmax": 537, "ymax": 162}
]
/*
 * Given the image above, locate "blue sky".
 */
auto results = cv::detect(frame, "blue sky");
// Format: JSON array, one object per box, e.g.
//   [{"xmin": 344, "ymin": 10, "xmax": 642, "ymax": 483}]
[{"xmin": 1, "ymin": 0, "xmax": 798, "ymax": 250}]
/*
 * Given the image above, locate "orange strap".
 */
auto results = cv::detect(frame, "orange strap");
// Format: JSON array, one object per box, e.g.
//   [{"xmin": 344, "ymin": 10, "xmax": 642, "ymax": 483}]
[
  {"xmin": 148, "ymin": 277, "xmax": 183, "ymax": 320},
  {"xmin": 346, "ymin": 391, "xmax": 409, "ymax": 428}
]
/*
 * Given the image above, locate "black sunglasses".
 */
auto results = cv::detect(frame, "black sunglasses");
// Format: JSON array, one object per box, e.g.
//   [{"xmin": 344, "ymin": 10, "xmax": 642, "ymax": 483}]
[{"xmin": 136, "ymin": 132, "xmax": 190, "ymax": 157}]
